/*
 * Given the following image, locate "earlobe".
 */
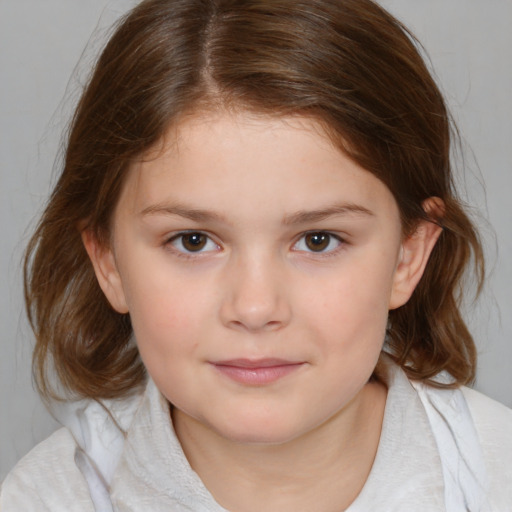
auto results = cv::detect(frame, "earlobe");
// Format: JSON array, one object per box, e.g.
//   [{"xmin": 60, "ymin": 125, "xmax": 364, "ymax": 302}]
[
  {"xmin": 389, "ymin": 198, "xmax": 444, "ymax": 310},
  {"xmin": 81, "ymin": 230, "xmax": 129, "ymax": 314}
]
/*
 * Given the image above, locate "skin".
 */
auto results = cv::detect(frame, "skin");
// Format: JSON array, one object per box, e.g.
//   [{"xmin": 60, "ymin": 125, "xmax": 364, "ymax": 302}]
[{"xmin": 84, "ymin": 111, "xmax": 442, "ymax": 511}]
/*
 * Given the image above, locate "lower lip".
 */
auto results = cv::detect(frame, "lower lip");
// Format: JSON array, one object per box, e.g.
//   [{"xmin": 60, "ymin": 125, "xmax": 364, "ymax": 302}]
[{"xmin": 212, "ymin": 363, "xmax": 303, "ymax": 386}]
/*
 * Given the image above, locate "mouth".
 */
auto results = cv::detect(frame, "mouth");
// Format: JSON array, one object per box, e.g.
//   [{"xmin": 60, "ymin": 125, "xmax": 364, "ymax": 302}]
[{"xmin": 210, "ymin": 358, "xmax": 305, "ymax": 386}]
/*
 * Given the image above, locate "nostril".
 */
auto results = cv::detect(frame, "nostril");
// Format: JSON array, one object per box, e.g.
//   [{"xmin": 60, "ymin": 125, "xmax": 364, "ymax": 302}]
[
  {"xmin": 227, "ymin": 318, "xmax": 284, "ymax": 333},
  {"xmin": 264, "ymin": 320, "xmax": 283, "ymax": 330}
]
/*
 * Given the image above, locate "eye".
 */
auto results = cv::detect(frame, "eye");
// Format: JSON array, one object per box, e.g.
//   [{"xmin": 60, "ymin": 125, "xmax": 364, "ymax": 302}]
[
  {"xmin": 293, "ymin": 232, "xmax": 342, "ymax": 253},
  {"xmin": 168, "ymin": 232, "xmax": 219, "ymax": 254}
]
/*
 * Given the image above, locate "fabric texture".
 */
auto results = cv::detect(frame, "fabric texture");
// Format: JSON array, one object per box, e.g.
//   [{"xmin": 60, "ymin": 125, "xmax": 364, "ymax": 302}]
[{"xmin": 2, "ymin": 360, "xmax": 511, "ymax": 511}]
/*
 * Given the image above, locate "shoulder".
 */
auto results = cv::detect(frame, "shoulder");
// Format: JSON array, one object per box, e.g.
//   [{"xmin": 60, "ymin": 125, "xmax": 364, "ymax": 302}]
[
  {"xmin": 462, "ymin": 386, "xmax": 512, "ymax": 451},
  {"xmin": 461, "ymin": 386, "xmax": 512, "ymax": 450},
  {"xmin": 461, "ymin": 386, "xmax": 512, "ymax": 508},
  {"xmin": 462, "ymin": 385, "xmax": 512, "ymax": 423},
  {"xmin": 0, "ymin": 427, "xmax": 94, "ymax": 512}
]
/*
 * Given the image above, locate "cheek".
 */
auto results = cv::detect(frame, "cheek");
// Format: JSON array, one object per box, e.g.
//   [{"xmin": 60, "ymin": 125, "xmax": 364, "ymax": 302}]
[
  {"xmin": 121, "ymin": 266, "xmax": 208, "ymax": 361},
  {"xmin": 129, "ymin": 291, "xmax": 207, "ymax": 403},
  {"xmin": 297, "ymin": 257, "xmax": 395, "ymax": 393},
  {"xmin": 307, "ymin": 261, "xmax": 394, "ymax": 337}
]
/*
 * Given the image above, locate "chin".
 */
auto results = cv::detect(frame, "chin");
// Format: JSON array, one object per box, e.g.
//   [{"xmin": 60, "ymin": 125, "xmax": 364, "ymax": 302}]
[{"xmin": 210, "ymin": 413, "xmax": 309, "ymax": 446}]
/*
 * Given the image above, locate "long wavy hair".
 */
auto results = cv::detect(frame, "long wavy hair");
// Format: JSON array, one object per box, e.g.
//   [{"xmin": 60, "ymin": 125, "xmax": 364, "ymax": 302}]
[{"xmin": 25, "ymin": 0, "xmax": 484, "ymax": 400}]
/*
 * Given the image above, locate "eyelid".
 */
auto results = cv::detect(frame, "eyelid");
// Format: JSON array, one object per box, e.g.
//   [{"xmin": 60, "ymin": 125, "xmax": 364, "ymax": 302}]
[
  {"xmin": 292, "ymin": 231, "xmax": 346, "ymax": 255},
  {"xmin": 165, "ymin": 230, "xmax": 221, "ymax": 256},
  {"xmin": 162, "ymin": 229, "xmax": 347, "ymax": 258}
]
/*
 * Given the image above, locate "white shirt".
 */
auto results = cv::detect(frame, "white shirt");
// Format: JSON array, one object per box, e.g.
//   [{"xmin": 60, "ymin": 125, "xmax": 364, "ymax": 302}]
[{"xmin": 2, "ymin": 361, "xmax": 512, "ymax": 511}]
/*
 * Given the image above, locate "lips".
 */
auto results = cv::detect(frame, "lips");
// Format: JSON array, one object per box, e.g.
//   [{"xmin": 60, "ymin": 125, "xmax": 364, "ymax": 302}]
[{"xmin": 210, "ymin": 358, "xmax": 304, "ymax": 385}]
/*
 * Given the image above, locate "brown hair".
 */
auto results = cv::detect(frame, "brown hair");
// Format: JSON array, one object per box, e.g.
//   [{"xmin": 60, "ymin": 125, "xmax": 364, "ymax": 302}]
[{"xmin": 25, "ymin": 0, "xmax": 484, "ymax": 400}]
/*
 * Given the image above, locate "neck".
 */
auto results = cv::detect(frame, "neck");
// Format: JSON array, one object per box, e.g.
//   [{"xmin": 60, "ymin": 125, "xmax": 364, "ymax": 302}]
[{"xmin": 173, "ymin": 380, "xmax": 387, "ymax": 512}]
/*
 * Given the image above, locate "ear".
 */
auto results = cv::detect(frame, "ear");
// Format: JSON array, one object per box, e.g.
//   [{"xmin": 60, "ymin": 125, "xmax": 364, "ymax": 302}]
[
  {"xmin": 81, "ymin": 230, "xmax": 129, "ymax": 314},
  {"xmin": 389, "ymin": 198, "xmax": 444, "ymax": 310}
]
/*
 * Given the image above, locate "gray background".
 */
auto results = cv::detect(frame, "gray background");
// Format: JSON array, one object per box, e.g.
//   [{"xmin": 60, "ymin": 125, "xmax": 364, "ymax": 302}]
[{"xmin": 1, "ymin": 1, "xmax": 511, "ymax": 481}]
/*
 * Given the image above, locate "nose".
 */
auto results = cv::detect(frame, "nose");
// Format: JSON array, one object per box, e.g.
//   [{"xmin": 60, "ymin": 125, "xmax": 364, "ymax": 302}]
[{"xmin": 219, "ymin": 252, "xmax": 291, "ymax": 332}]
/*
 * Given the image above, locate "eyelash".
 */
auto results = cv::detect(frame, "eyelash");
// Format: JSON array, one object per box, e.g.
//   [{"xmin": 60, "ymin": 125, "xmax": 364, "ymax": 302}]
[
  {"xmin": 165, "ymin": 231, "xmax": 221, "ymax": 259},
  {"xmin": 164, "ymin": 231, "xmax": 346, "ymax": 259},
  {"xmin": 292, "ymin": 231, "xmax": 345, "ymax": 257}
]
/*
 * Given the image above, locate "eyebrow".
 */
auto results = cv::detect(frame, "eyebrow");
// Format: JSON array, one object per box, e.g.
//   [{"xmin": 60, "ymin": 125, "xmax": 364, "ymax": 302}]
[
  {"xmin": 140, "ymin": 203, "xmax": 227, "ymax": 223},
  {"xmin": 282, "ymin": 203, "xmax": 374, "ymax": 225},
  {"xmin": 140, "ymin": 202, "xmax": 374, "ymax": 225}
]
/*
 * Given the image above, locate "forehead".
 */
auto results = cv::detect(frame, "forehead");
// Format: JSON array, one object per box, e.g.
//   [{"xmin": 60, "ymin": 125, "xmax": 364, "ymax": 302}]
[{"xmin": 117, "ymin": 111, "xmax": 399, "ymax": 224}]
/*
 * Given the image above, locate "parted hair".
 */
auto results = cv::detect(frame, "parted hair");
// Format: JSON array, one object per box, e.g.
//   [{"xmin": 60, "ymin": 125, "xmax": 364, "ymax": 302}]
[{"xmin": 25, "ymin": 0, "xmax": 484, "ymax": 400}]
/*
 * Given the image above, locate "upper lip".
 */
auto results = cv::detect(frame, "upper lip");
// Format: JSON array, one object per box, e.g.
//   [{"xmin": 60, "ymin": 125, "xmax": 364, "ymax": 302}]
[{"xmin": 211, "ymin": 358, "xmax": 302, "ymax": 368}]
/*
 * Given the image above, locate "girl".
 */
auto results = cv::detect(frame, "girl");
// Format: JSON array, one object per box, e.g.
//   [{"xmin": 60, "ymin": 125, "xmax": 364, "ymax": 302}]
[{"xmin": 2, "ymin": 0, "xmax": 511, "ymax": 510}]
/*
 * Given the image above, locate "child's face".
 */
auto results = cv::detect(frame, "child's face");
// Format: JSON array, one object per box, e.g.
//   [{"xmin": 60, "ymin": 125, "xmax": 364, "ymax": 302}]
[{"xmin": 87, "ymin": 111, "xmax": 433, "ymax": 444}]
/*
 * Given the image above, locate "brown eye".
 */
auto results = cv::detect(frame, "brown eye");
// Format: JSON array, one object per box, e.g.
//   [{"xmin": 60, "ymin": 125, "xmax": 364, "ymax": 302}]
[
  {"xmin": 305, "ymin": 232, "xmax": 331, "ymax": 252},
  {"xmin": 181, "ymin": 233, "xmax": 207, "ymax": 252},
  {"xmin": 169, "ymin": 232, "xmax": 219, "ymax": 256}
]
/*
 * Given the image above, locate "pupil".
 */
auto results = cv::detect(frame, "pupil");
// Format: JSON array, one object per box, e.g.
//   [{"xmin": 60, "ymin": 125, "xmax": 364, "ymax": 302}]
[
  {"xmin": 183, "ymin": 233, "xmax": 206, "ymax": 251},
  {"xmin": 306, "ymin": 233, "xmax": 329, "ymax": 252}
]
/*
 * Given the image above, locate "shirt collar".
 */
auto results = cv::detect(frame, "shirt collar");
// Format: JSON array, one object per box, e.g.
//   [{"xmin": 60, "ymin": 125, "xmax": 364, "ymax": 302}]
[{"xmin": 109, "ymin": 361, "xmax": 446, "ymax": 511}]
